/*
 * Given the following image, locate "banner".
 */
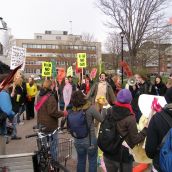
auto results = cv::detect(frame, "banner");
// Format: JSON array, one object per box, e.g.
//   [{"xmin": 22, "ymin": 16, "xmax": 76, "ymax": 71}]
[
  {"xmin": 10, "ymin": 46, "xmax": 26, "ymax": 70},
  {"xmin": 119, "ymin": 60, "xmax": 133, "ymax": 77},
  {"xmin": 57, "ymin": 68, "xmax": 66, "ymax": 84},
  {"xmin": 52, "ymin": 61, "xmax": 57, "ymax": 78},
  {"xmin": 90, "ymin": 68, "xmax": 97, "ymax": 79},
  {"xmin": 42, "ymin": 62, "xmax": 52, "ymax": 77},
  {"xmin": 67, "ymin": 66, "xmax": 73, "ymax": 77},
  {"xmin": 77, "ymin": 53, "xmax": 87, "ymax": 68}
]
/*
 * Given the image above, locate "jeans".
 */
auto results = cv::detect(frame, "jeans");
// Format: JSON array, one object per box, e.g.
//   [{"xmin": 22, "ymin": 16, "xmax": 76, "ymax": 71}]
[
  {"xmin": 74, "ymin": 137, "xmax": 98, "ymax": 172},
  {"xmin": 11, "ymin": 114, "xmax": 18, "ymax": 138},
  {"xmin": 104, "ymin": 156, "xmax": 133, "ymax": 172}
]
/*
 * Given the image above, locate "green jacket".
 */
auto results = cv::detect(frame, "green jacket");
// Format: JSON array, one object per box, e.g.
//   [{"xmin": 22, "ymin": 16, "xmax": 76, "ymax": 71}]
[{"xmin": 88, "ymin": 82, "xmax": 115, "ymax": 105}]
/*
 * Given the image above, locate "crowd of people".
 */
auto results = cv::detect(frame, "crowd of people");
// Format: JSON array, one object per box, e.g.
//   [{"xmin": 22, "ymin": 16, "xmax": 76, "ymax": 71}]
[{"xmin": 0, "ymin": 70, "xmax": 172, "ymax": 172}]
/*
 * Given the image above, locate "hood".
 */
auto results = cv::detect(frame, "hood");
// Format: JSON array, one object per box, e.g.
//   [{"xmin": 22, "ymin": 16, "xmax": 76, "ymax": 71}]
[
  {"xmin": 39, "ymin": 88, "xmax": 51, "ymax": 96},
  {"xmin": 163, "ymin": 103, "xmax": 172, "ymax": 117},
  {"xmin": 72, "ymin": 101, "xmax": 91, "ymax": 111},
  {"xmin": 112, "ymin": 104, "xmax": 132, "ymax": 121}
]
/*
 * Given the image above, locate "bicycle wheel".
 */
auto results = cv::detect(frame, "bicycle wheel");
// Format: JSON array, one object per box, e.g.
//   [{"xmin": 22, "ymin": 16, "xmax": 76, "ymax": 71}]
[{"xmin": 50, "ymin": 161, "xmax": 70, "ymax": 172}]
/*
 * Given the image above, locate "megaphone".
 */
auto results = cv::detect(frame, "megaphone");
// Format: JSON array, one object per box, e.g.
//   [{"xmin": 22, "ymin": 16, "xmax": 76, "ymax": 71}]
[{"xmin": 127, "ymin": 77, "xmax": 136, "ymax": 86}]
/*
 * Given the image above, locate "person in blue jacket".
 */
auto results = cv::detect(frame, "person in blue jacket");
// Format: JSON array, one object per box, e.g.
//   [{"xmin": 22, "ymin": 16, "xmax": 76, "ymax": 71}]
[{"xmin": 0, "ymin": 74, "xmax": 15, "ymax": 149}]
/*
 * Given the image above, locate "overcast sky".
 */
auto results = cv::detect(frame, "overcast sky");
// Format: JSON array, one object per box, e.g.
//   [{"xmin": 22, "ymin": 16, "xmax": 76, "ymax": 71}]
[{"xmin": 1, "ymin": 0, "xmax": 172, "ymax": 46}]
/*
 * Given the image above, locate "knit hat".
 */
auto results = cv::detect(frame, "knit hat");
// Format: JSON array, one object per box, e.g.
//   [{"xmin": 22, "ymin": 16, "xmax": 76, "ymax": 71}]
[
  {"xmin": 117, "ymin": 89, "xmax": 132, "ymax": 104},
  {"xmin": 165, "ymin": 87, "xmax": 172, "ymax": 104}
]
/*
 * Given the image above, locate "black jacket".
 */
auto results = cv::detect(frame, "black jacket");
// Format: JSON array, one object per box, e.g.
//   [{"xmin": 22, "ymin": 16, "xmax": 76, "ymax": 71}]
[
  {"xmin": 151, "ymin": 82, "xmax": 167, "ymax": 96},
  {"xmin": 104, "ymin": 105, "xmax": 147, "ymax": 163},
  {"xmin": 145, "ymin": 104, "xmax": 172, "ymax": 171}
]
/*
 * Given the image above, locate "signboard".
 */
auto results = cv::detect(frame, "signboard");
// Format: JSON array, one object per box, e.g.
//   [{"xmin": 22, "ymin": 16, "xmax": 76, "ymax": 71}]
[
  {"xmin": 10, "ymin": 46, "xmax": 26, "ymax": 70},
  {"xmin": 67, "ymin": 66, "xmax": 73, "ymax": 77},
  {"xmin": 77, "ymin": 53, "xmax": 87, "ymax": 68},
  {"xmin": 90, "ymin": 68, "xmax": 97, "ymax": 79},
  {"xmin": 42, "ymin": 62, "xmax": 52, "ymax": 77}
]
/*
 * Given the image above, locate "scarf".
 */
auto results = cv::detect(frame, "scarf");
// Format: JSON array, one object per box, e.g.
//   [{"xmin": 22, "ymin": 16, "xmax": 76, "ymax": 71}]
[{"xmin": 114, "ymin": 101, "xmax": 135, "ymax": 115}]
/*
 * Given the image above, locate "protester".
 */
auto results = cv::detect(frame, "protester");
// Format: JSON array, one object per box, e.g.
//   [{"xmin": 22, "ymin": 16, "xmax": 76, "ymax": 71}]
[
  {"xmin": 9, "ymin": 71, "xmax": 26, "ymax": 140},
  {"xmin": 166, "ymin": 78, "xmax": 172, "ymax": 89},
  {"xmin": 103, "ymin": 89, "xmax": 148, "ymax": 172},
  {"xmin": 151, "ymin": 75, "xmax": 167, "ymax": 96},
  {"xmin": 68, "ymin": 75, "xmax": 76, "ymax": 91},
  {"xmin": 130, "ymin": 74, "xmax": 152, "ymax": 123},
  {"xmin": 0, "ymin": 74, "xmax": 15, "ymax": 154},
  {"xmin": 113, "ymin": 74, "xmax": 121, "ymax": 95},
  {"xmin": 107, "ymin": 74, "xmax": 116, "ymax": 93},
  {"xmin": 88, "ymin": 72, "xmax": 115, "ymax": 108},
  {"xmin": 71, "ymin": 91, "xmax": 103, "ymax": 172},
  {"xmin": 145, "ymin": 89, "xmax": 172, "ymax": 172},
  {"xmin": 26, "ymin": 76, "xmax": 37, "ymax": 120},
  {"xmin": 36, "ymin": 79, "xmax": 66, "ymax": 160}
]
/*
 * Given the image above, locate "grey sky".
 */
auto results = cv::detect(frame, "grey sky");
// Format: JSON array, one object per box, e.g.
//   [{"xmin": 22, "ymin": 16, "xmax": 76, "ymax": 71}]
[{"xmin": 1, "ymin": 0, "xmax": 172, "ymax": 46}]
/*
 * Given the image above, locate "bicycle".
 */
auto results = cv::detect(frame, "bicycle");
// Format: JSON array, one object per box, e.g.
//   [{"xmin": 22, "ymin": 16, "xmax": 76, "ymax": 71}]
[{"xmin": 26, "ymin": 127, "xmax": 72, "ymax": 172}]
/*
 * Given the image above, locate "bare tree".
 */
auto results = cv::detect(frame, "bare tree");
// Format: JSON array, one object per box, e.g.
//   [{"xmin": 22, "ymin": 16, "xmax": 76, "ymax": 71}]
[
  {"xmin": 105, "ymin": 31, "xmax": 121, "ymax": 54},
  {"xmin": 97, "ymin": 0, "xmax": 170, "ymax": 66},
  {"xmin": 105, "ymin": 31, "xmax": 121, "ymax": 68},
  {"xmin": 81, "ymin": 32, "xmax": 97, "ymax": 43}
]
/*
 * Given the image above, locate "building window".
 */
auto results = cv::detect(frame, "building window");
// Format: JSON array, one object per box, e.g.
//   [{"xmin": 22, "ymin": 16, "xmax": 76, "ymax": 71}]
[
  {"xmin": 36, "ymin": 35, "xmax": 42, "ymax": 40},
  {"xmin": 56, "ymin": 36, "xmax": 61, "ymax": 40},
  {"xmin": 22, "ymin": 44, "xmax": 27, "ymax": 48},
  {"xmin": 46, "ymin": 45, "xmax": 52, "ymax": 49},
  {"xmin": 74, "ymin": 46, "xmax": 79, "ymax": 50},
  {"xmin": 42, "ymin": 45, "xmax": 46, "ymax": 49}
]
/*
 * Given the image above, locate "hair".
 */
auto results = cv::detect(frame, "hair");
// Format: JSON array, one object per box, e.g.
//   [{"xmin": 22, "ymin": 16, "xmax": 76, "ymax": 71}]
[
  {"xmin": 140, "ymin": 74, "xmax": 147, "ymax": 81},
  {"xmin": 71, "ymin": 90, "xmax": 87, "ymax": 107},
  {"xmin": 99, "ymin": 72, "xmax": 106, "ymax": 77},
  {"xmin": 166, "ymin": 79, "xmax": 172, "ymax": 88},
  {"xmin": 155, "ymin": 75, "xmax": 162, "ymax": 84},
  {"xmin": 43, "ymin": 79, "xmax": 52, "ymax": 89}
]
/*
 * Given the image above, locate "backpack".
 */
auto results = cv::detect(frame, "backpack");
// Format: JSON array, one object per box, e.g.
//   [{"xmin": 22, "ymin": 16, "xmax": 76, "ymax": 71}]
[
  {"xmin": 67, "ymin": 109, "xmax": 89, "ymax": 139},
  {"xmin": 97, "ymin": 108, "xmax": 125, "ymax": 155},
  {"xmin": 159, "ymin": 111, "xmax": 172, "ymax": 172}
]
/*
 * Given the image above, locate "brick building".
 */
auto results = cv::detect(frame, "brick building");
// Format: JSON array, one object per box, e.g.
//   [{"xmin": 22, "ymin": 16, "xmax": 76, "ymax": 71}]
[{"xmin": 14, "ymin": 30, "xmax": 101, "ymax": 76}]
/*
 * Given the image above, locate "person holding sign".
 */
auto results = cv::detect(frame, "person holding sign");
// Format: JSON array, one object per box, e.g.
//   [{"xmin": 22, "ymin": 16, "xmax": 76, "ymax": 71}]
[
  {"xmin": 59, "ymin": 77, "xmax": 72, "ymax": 132},
  {"xmin": 26, "ymin": 77, "xmax": 37, "ymax": 120}
]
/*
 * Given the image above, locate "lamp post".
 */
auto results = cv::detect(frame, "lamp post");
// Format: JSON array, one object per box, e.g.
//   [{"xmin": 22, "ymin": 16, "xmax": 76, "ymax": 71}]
[{"xmin": 120, "ymin": 31, "xmax": 124, "ymax": 85}]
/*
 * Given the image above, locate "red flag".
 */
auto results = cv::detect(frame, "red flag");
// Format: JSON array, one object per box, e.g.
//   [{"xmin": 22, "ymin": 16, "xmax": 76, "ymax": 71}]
[
  {"xmin": 0, "ymin": 64, "xmax": 22, "ymax": 92},
  {"xmin": 119, "ymin": 61, "xmax": 133, "ymax": 77},
  {"xmin": 75, "ymin": 62, "xmax": 82, "ymax": 73},
  {"xmin": 90, "ymin": 68, "xmax": 97, "ymax": 79}
]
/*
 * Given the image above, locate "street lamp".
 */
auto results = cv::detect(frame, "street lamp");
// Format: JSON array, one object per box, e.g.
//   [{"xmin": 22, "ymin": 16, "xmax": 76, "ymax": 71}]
[{"xmin": 120, "ymin": 31, "xmax": 124, "ymax": 85}]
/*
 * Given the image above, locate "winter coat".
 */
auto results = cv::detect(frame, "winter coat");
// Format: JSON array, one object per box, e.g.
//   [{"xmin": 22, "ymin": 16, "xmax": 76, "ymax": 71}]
[
  {"xmin": 72, "ymin": 101, "xmax": 103, "ymax": 141},
  {"xmin": 151, "ymin": 82, "xmax": 167, "ymax": 96},
  {"xmin": 88, "ymin": 82, "xmax": 115, "ymax": 105},
  {"xmin": 10, "ymin": 83, "xmax": 27, "ymax": 113},
  {"xmin": 103, "ymin": 104, "xmax": 147, "ymax": 162},
  {"xmin": 145, "ymin": 104, "xmax": 172, "ymax": 171},
  {"xmin": 37, "ymin": 89, "xmax": 63, "ymax": 132}
]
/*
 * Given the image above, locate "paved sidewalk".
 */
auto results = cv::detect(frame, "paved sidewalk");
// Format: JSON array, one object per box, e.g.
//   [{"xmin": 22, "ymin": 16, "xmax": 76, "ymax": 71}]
[{"xmin": 3, "ymin": 117, "xmax": 151, "ymax": 172}]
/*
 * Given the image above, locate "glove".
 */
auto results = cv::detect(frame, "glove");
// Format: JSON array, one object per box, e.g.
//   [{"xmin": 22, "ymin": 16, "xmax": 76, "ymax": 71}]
[{"xmin": 63, "ymin": 110, "xmax": 68, "ymax": 117}]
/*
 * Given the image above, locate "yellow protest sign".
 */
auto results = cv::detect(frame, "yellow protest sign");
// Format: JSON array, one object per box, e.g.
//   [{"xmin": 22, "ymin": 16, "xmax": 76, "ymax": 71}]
[
  {"xmin": 42, "ymin": 62, "xmax": 52, "ymax": 77},
  {"xmin": 67, "ymin": 66, "xmax": 73, "ymax": 77},
  {"xmin": 77, "ymin": 53, "xmax": 87, "ymax": 68}
]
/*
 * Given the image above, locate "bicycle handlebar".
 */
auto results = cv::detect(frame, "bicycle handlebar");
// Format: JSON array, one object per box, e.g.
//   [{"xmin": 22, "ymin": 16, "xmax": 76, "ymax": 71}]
[{"xmin": 25, "ymin": 133, "xmax": 38, "ymax": 138}]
